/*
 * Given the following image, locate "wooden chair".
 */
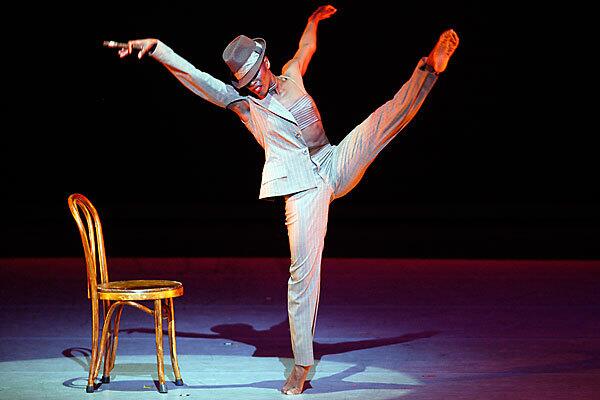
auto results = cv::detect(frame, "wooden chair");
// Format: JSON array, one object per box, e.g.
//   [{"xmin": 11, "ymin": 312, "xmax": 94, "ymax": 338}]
[{"xmin": 68, "ymin": 193, "xmax": 184, "ymax": 394}]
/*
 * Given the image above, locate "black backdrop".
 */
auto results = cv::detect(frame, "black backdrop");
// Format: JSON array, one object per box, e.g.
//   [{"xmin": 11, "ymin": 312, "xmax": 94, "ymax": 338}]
[{"xmin": 1, "ymin": 1, "xmax": 596, "ymax": 258}]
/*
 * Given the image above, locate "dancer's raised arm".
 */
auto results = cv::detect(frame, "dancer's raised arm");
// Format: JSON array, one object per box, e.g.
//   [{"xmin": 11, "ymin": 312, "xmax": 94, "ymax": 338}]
[
  {"xmin": 112, "ymin": 38, "xmax": 243, "ymax": 109},
  {"xmin": 282, "ymin": 5, "xmax": 336, "ymax": 78}
]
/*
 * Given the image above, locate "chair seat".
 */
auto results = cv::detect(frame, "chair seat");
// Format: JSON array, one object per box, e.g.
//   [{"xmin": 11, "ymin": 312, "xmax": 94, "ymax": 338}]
[{"xmin": 98, "ymin": 280, "xmax": 184, "ymax": 300}]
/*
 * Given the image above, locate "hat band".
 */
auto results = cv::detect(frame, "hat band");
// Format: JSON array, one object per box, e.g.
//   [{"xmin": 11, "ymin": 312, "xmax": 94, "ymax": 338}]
[{"xmin": 234, "ymin": 42, "xmax": 263, "ymax": 80}]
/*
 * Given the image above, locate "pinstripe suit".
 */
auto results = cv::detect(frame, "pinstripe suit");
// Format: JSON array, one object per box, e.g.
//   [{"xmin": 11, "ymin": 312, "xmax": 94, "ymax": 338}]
[{"xmin": 151, "ymin": 41, "xmax": 438, "ymax": 365}]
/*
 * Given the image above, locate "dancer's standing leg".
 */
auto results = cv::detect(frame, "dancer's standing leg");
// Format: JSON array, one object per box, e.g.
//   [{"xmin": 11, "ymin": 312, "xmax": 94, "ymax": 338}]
[{"xmin": 282, "ymin": 173, "xmax": 333, "ymax": 394}]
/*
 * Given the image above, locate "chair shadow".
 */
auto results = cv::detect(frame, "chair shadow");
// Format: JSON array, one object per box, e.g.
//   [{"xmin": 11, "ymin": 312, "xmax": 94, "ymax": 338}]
[
  {"xmin": 62, "ymin": 347, "xmax": 92, "ymax": 371},
  {"xmin": 62, "ymin": 348, "xmax": 183, "ymax": 393}
]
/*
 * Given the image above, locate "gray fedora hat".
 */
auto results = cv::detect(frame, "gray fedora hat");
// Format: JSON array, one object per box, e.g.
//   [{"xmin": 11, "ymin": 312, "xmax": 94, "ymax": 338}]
[{"xmin": 222, "ymin": 35, "xmax": 267, "ymax": 89}]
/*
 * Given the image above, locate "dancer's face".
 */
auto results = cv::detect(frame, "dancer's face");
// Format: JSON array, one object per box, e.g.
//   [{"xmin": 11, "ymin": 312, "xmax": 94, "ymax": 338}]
[{"xmin": 246, "ymin": 57, "xmax": 270, "ymax": 99}]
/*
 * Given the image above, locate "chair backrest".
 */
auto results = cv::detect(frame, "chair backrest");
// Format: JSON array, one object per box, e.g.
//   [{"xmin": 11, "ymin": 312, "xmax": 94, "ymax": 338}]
[{"xmin": 68, "ymin": 193, "xmax": 109, "ymax": 300}]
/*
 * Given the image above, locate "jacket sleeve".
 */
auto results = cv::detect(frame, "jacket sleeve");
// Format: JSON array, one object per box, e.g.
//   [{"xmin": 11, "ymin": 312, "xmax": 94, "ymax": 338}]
[{"xmin": 150, "ymin": 41, "xmax": 244, "ymax": 108}]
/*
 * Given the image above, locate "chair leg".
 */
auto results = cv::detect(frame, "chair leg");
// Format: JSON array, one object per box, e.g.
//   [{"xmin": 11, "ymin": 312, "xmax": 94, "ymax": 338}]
[
  {"xmin": 101, "ymin": 330, "xmax": 112, "ymax": 383},
  {"xmin": 101, "ymin": 314, "xmax": 113, "ymax": 383},
  {"xmin": 87, "ymin": 301, "xmax": 101, "ymax": 393},
  {"xmin": 108, "ymin": 304, "xmax": 125, "ymax": 373},
  {"xmin": 101, "ymin": 300, "xmax": 112, "ymax": 383},
  {"xmin": 154, "ymin": 299, "xmax": 167, "ymax": 393},
  {"xmin": 166, "ymin": 298, "xmax": 184, "ymax": 385},
  {"xmin": 102, "ymin": 302, "xmax": 125, "ymax": 382},
  {"xmin": 92, "ymin": 303, "xmax": 120, "ymax": 387}
]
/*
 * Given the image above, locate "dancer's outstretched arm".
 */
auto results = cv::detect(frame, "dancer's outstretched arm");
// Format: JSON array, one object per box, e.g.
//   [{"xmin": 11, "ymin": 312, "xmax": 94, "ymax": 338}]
[
  {"xmin": 282, "ymin": 4, "xmax": 337, "ymax": 78},
  {"xmin": 114, "ymin": 38, "xmax": 243, "ymax": 108}
]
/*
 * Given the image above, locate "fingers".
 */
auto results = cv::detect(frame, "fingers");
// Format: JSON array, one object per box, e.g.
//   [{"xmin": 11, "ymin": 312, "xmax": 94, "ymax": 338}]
[
  {"xmin": 115, "ymin": 40, "xmax": 149, "ymax": 59},
  {"xmin": 115, "ymin": 41, "xmax": 135, "ymax": 58}
]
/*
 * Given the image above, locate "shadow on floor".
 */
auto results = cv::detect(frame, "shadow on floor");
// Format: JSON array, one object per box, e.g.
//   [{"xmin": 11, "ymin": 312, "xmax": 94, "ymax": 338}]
[
  {"xmin": 62, "ymin": 363, "xmax": 418, "ymax": 394},
  {"xmin": 121, "ymin": 319, "xmax": 440, "ymax": 360},
  {"xmin": 62, "ymin": 321, "xmax": 439, "ymax": 394}
]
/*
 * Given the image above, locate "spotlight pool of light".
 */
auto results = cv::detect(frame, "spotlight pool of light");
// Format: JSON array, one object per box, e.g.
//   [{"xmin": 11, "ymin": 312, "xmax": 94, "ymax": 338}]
[{"xmin": 0, "ymin": 354, "xmax": 422, "ymax": 399}]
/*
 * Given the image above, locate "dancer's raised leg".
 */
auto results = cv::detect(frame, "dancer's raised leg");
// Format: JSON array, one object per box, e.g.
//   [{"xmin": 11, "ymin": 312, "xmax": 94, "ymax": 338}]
[{"xmin": 328, "ymin": 30, "xmax": 459, "ymax": 199}]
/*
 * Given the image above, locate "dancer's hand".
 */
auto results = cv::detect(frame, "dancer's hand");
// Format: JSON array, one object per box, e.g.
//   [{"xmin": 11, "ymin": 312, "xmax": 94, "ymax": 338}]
[
  {"xmin": 309, "ymin": 5, "xmax": 337, "ymax": 22},
  {"xmin": 110, "ymin": 38, "xmax": 158, "ymax": 59}
]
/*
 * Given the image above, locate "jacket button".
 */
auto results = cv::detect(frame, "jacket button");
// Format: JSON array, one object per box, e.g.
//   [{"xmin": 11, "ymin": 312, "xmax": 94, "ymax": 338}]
[
  {"xmin": 303, "ymin": 148, "xmax": 308, "ymax": 155},
  {"xmin": 295, "ymin": 133, "xmax": 301, "ymax": 138}
]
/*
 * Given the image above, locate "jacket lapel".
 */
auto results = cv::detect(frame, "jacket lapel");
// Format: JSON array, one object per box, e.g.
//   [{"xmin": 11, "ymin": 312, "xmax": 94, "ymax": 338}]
[{"xmin": 249, "ymin": 94, "xmax": 298, "ymax": 126}]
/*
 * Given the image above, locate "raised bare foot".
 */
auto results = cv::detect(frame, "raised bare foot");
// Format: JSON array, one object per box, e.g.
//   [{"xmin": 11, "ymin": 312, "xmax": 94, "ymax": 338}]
[
  {"xmin": 281, "ymin": 364, "xmax": 311, "ymax": 395},
  {"xmin": 426, "ymin": 29, "xmax": 459, "ymax": 73}
]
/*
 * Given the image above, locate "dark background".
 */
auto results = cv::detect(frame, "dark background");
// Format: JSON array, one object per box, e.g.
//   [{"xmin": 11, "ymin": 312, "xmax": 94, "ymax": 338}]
[{"xmin": 1, "ymin": 1, "xmax": 595, "ymax": 259}]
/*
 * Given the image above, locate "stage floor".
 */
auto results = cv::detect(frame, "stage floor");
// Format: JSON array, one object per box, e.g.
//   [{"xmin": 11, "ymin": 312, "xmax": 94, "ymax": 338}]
[{"xmin": 1, "ymin": 257, "xmax": 599, "ymax": 399}]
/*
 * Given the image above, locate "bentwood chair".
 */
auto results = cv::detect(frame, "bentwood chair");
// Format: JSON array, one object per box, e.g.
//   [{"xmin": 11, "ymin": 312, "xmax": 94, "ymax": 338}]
[{"xmin": 68, "ymin": 193, "xmax": 184, "ymax": 394}]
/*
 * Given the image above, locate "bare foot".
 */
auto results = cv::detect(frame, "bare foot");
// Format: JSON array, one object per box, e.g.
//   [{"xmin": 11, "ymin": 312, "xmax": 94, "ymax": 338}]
[
  {"xmin": 281, "ymin": 365, "xmax": 311, "ymax": 395},
  {"xmin": 426, "ymin": 29, "xmax": 460, "ymax": 73}
]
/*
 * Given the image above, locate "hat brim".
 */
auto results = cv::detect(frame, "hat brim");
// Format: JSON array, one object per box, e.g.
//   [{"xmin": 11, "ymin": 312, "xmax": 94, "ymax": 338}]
[{"xmin": 232, "ymin": 38, "xmax": 266, "ymax": 89}]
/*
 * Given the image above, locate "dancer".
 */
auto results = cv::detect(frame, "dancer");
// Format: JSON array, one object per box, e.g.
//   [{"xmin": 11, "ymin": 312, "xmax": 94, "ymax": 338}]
[{"xmin": 110, "ymin": 4, "xmax": 458, "ymax": 394}]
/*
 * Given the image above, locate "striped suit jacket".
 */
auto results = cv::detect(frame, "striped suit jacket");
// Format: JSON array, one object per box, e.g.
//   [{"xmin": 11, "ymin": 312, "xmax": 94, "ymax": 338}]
[{"xmin": 151, "ymin": 41, "xmax": 320, "ymax": 199}]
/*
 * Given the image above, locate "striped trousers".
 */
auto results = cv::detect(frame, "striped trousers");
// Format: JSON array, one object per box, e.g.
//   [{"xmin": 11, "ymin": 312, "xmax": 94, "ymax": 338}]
[{"xmin": 284, "ymin": 58, "xmax": 438, "ymax": 366}]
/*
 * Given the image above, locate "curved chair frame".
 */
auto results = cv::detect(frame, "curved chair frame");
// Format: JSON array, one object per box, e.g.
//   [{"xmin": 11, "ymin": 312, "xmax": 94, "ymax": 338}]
[{"xmin": 68, "ymin": 193, "xmax": 184, "ymax": 393}]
